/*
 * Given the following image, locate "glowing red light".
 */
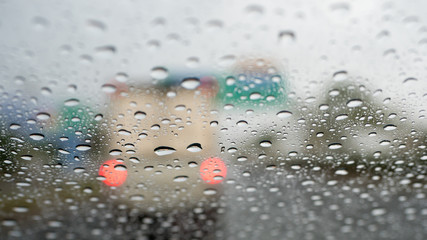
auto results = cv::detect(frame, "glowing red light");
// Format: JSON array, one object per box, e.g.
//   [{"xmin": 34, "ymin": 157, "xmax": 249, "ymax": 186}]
[
  {"xmin": 200, "ymin": 157, "xmax": 227, "ymax": 184},
  {"xmin": 98, "ymin": 159, "xmax": 127, "ymax": 187}
]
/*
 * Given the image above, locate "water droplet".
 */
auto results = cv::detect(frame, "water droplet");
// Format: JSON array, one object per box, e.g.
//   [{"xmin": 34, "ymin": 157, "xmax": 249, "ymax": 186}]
[
  {"xmin": 130, "ymin": 195, "xmax": 144, "ymax": 201},
  {"xmin": 29, "ymin": 133, "xmax": 44, "ymax": 141},
  {"xmin": 203, "ymin": 188, "xmax": 217, "ymax": 195},
  {"xmin": 188, "ymin": 161, "xmax": 198, "ymax": 167},
  {"xmin": 278, "ymin": 31, "xmax": 295, "ymax": 44},
  {"xmin": 134, "ymin": 111, "xmax": 146, "ymax": 120},
  {"xmin": 129, "ymin": 157, "xmax": 140, "ymax": 163},
  {"xmin": 21, "ymin": 155, "xmax": 32, "ymax": 161},
  {"xmin": 384, "ymin": 124, "xmax": 397, "ymax": 131},
  {"xmin": 334, "ymin": 169, "xmax": 348, "ymax": 175},
  {"xmin": 186, "ymin": 143, "xmax": 202, "ymax": 152},
  {"xmin": 73, "ymin": 167, "xmax": 85, "ymax": 173},
  {"xmin": 58, "ymin": 149, "xmax": 70, "ymax": 154},
  {"xmin": 101, "ymin": 84, "xmax": 117, "ymax": 93},
  {"xmin": 10, "ymin": 124, "xmax": 21, "ymax": 130},
  {"xmin": 260, "ymin": 140, "xmax": 272, "ymax": 148},
  {"xmin": 175, "ymin": 105, "xmax": 186, "ymax": 111},
  {"xmin": 95, "ymin": 45, "xmax": 116, "ymax": 58},
  {"xmin": 319, "ymin": 104, "xmax": 329, "ymax": 110},
  {"xmin": 403, "ymin": 77, "xmax": 417, "ymax": 85},
  {"xmin": 236, "ymin": 120, "xmax": 248, "ymax": 126},
  {"xmin": 114, "ymin": 164, "xmax": 127, "ymax": 171},
  {"xmin": 180, "ymin": 78, "xmax": 200, "ymax": 89},
  {"xmin": 13, "ymin": 207, "xmax": 29, "ymax": 213},
  {"xmin": 36, "ymin": 112, "xmax": 51, "ymax": 120},
  {"xmin": 276, "ymin": 111, "xmax": 293, "ymax": 119},
  {"xmin": 109, "ymin": 149, "xmax": 122, "ymax": 155},
  {"xmin": 87, "ymin": 19, "xmax": 107, "ymax": 33},
  {"xmin": 94, "ymin": 114, "xmax": 103, "ymax": 121},
  {"xmin": 115, "ymin": 72, "xmax": 128, "ymax": 82},
  {"xmin": 328, "ymin": 143, "xmax": 342, "ymax": 149},
  {"xmin": 333, "ymin": 71, "xmax": 348, "ymax": 81},
  {"xmin": 218, "ymin": 55, "xmax": 236, "ymax": 67},
  {"xmin": 76, "ymin": 144, "xmax": 91, "ymax": 151},
  {"xmin": 173, "ymin": 175, "xmax": 189, "ymax": 182},
  {"xmin": 249, "ymin": 92, "xmax": 262, "ymax": 100},
  {"xmin": 118, "ymin": 129, "xmax": 131, "ymax": 135},
  {"xmin": 335, "ymin": 114, "xmax": 348, "ymax": 121},
  {"xmin": 138, "ymin": 133, "xmax": 148, "ymax": 139},
  {"xmin": 41, "ymin": 87, "xmax": 52, "ymax": 96},
  {"xmin": 64, "ymin": 98, "xmax": 80, "ymax": 107},
  {"xmin": 186, "ymin": 57, "xmax": 200, "ymax": 68},
  {"xmin": 150, "ymin": 67, "xmax": 168, "ymax": 80},
  {"xmin": 346, "ymin": 99, "xmax": 363, "ymax": 108},
  {"xmin": 245, "ymin": 4, "xmax": 264, "ymax": 17},
  {"xmin": 32, "ymin": 16, "xmax": 49, "ymax": 30},
  {"xmin": 154, "ymin": 146, "xmax": 176, "ymax": 156},
  {"xmin": 371, "ymin": 208, "xmax": 386, "ymax": 216}
]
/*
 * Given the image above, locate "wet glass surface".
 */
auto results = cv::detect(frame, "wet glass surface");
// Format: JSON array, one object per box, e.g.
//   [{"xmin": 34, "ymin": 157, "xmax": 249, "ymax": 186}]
[{"xmin": 0, "ymin": 0, "xmax": 426, "ymax": 239}]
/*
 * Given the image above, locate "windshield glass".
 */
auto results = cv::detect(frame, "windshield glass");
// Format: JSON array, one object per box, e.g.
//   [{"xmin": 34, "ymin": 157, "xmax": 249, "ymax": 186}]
[{"xmin": 0, "ymin": 0, "xmax": 426, "ymax": 239}]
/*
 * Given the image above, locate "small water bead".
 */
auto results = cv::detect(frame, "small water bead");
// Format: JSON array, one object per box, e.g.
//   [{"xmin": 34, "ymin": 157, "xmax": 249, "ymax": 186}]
[
  {"xmin": 329, "ymin": 89, "xmax": 340, "ymax": 96},
  {"xmin": 114, "ymin": 164, "xmax": 127, "ymax": 171},
  {"xmin": 150, "ymin": 67, "xmax": 168, "ymax": 80},
  {"xmin": 86, "ymin": 19, "xmax": 107, "ymax": 33},
  {"xmin": 173, "ymin": 175, "xmax": 189, "ymax": 182},
  {"xmin": 188, "ymin": 161, "xmax": 198, "ymax": 167},
  {"xmin": 154, "ymin": 146, "xmax": 176, "ymax": 156},
  {"xmin": 218, "ymin": 55, "xmax": 236, "ymax": 67},
  {"xmin": 346, "ymin": 99, "xmax": 363, "ymax": 108},
  {"xmin": 73, "ymin": 167, "xmax": 85, "ymax": 173},
  {"xmin": 76, "ymin": 145, "xmax": 91, "ymax": 151},
  {"xmin": 333, "ymin": 71, "xmax": 348, "ymax": 81},
  {"xmin": 335, "ymin": 114, "xmax": 348, "ymax": 121},
  {"xmin": 276, "ymin": 111, "xmax": 292, "ymax": 119},
  {"xmin": 203, "ymin": 188, "xmax": 217, "ymax": 195},
  {"xmin": 236, "ymin": 120, "xmax": 248, "ymax": 126},
  {"xmin": 29, "ymin": 133, "xmax": 44, "ymax": 141},
  {"xmin": 41, "ymin": 87, "xmax": 52, "ymax": 96},
  {"xmin": 175, "ymin": 105, "xmax": 186, "ymax": 111},
  {"xmin": 94, "ymin": 114, "xmax": 103, "ymax": 121},
  {"xmin": 21, "ymin": 155, "xmax": 32, "ymax": 161},
  {"xmin": 95, "ymin": 45, "xmax": 116, "ymax": 58},
  {"xmin": 10, "ymin": 124, "xmax": 21, "ymax": 130},
  {"xmin": 12, "ymin": 207, "xmax": 29, "ymax": 213},
  {"xmin": 64, "ymin": 98, "xmax": 80, "ymax": 107},
  {"xmin": 384, "ymin": 124, "xmax": 397, "ymax": 131},
  {"xmin": 371, "ymin": 208, "xmax": 387, "ymax": 216},
  {"xmin": 109, "ymin": 149, "xmax": 122, "ymax": 155},
  {"xmin": 101, "ymin": 84, "xmax": 117, "ymax": 93},
  {"xmin": 260, "ymin": 140, "xmax": 272, "ymax": 148},
  {"xmin": 319, "ymin": 104, "xmax": 329, "ymax": 110},
  {"xmin": 226, "ymin": 77, "xmax": 236, "ymax": 86},
  {"xmin": 278, "ymin": 31, "xmax": 296, "ymax": 45},
  {"xmin": 328, "ymin": 143, "xmax": 342, "ymax": 149},
  {"xmin": 115, "ymin": 72, "xmax": 129, "ymax": 82},
  {"xmin": 186, "ymin": 57, "xmax": 200, "ymax": 68},
  {"xmin": 134, "ymin": 111, "xmax": 146, "ymax": 119},
  {"xmin": 180, "ymin": 78, "xmax": 200, "ymax": 90},
  {"xmin": 249, "ymin": 92, "xmax": 262, "ymax": 100},
  {"xmin": 334, "ymin": 169, "xmax": 348, "ymax": 175},
  {"xmin": 129, "ymin": 157, "xmax": 140, "ymax": 163},
  {"xmin": 186, "ymin": 143, "xmax": 202, "ymax": 152}
]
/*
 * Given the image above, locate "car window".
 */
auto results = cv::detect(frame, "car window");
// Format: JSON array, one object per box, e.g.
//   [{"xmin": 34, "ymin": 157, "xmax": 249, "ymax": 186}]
[{"xmin": 0, "ymin": 0, "xmax": 426, "ymax": 239}]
